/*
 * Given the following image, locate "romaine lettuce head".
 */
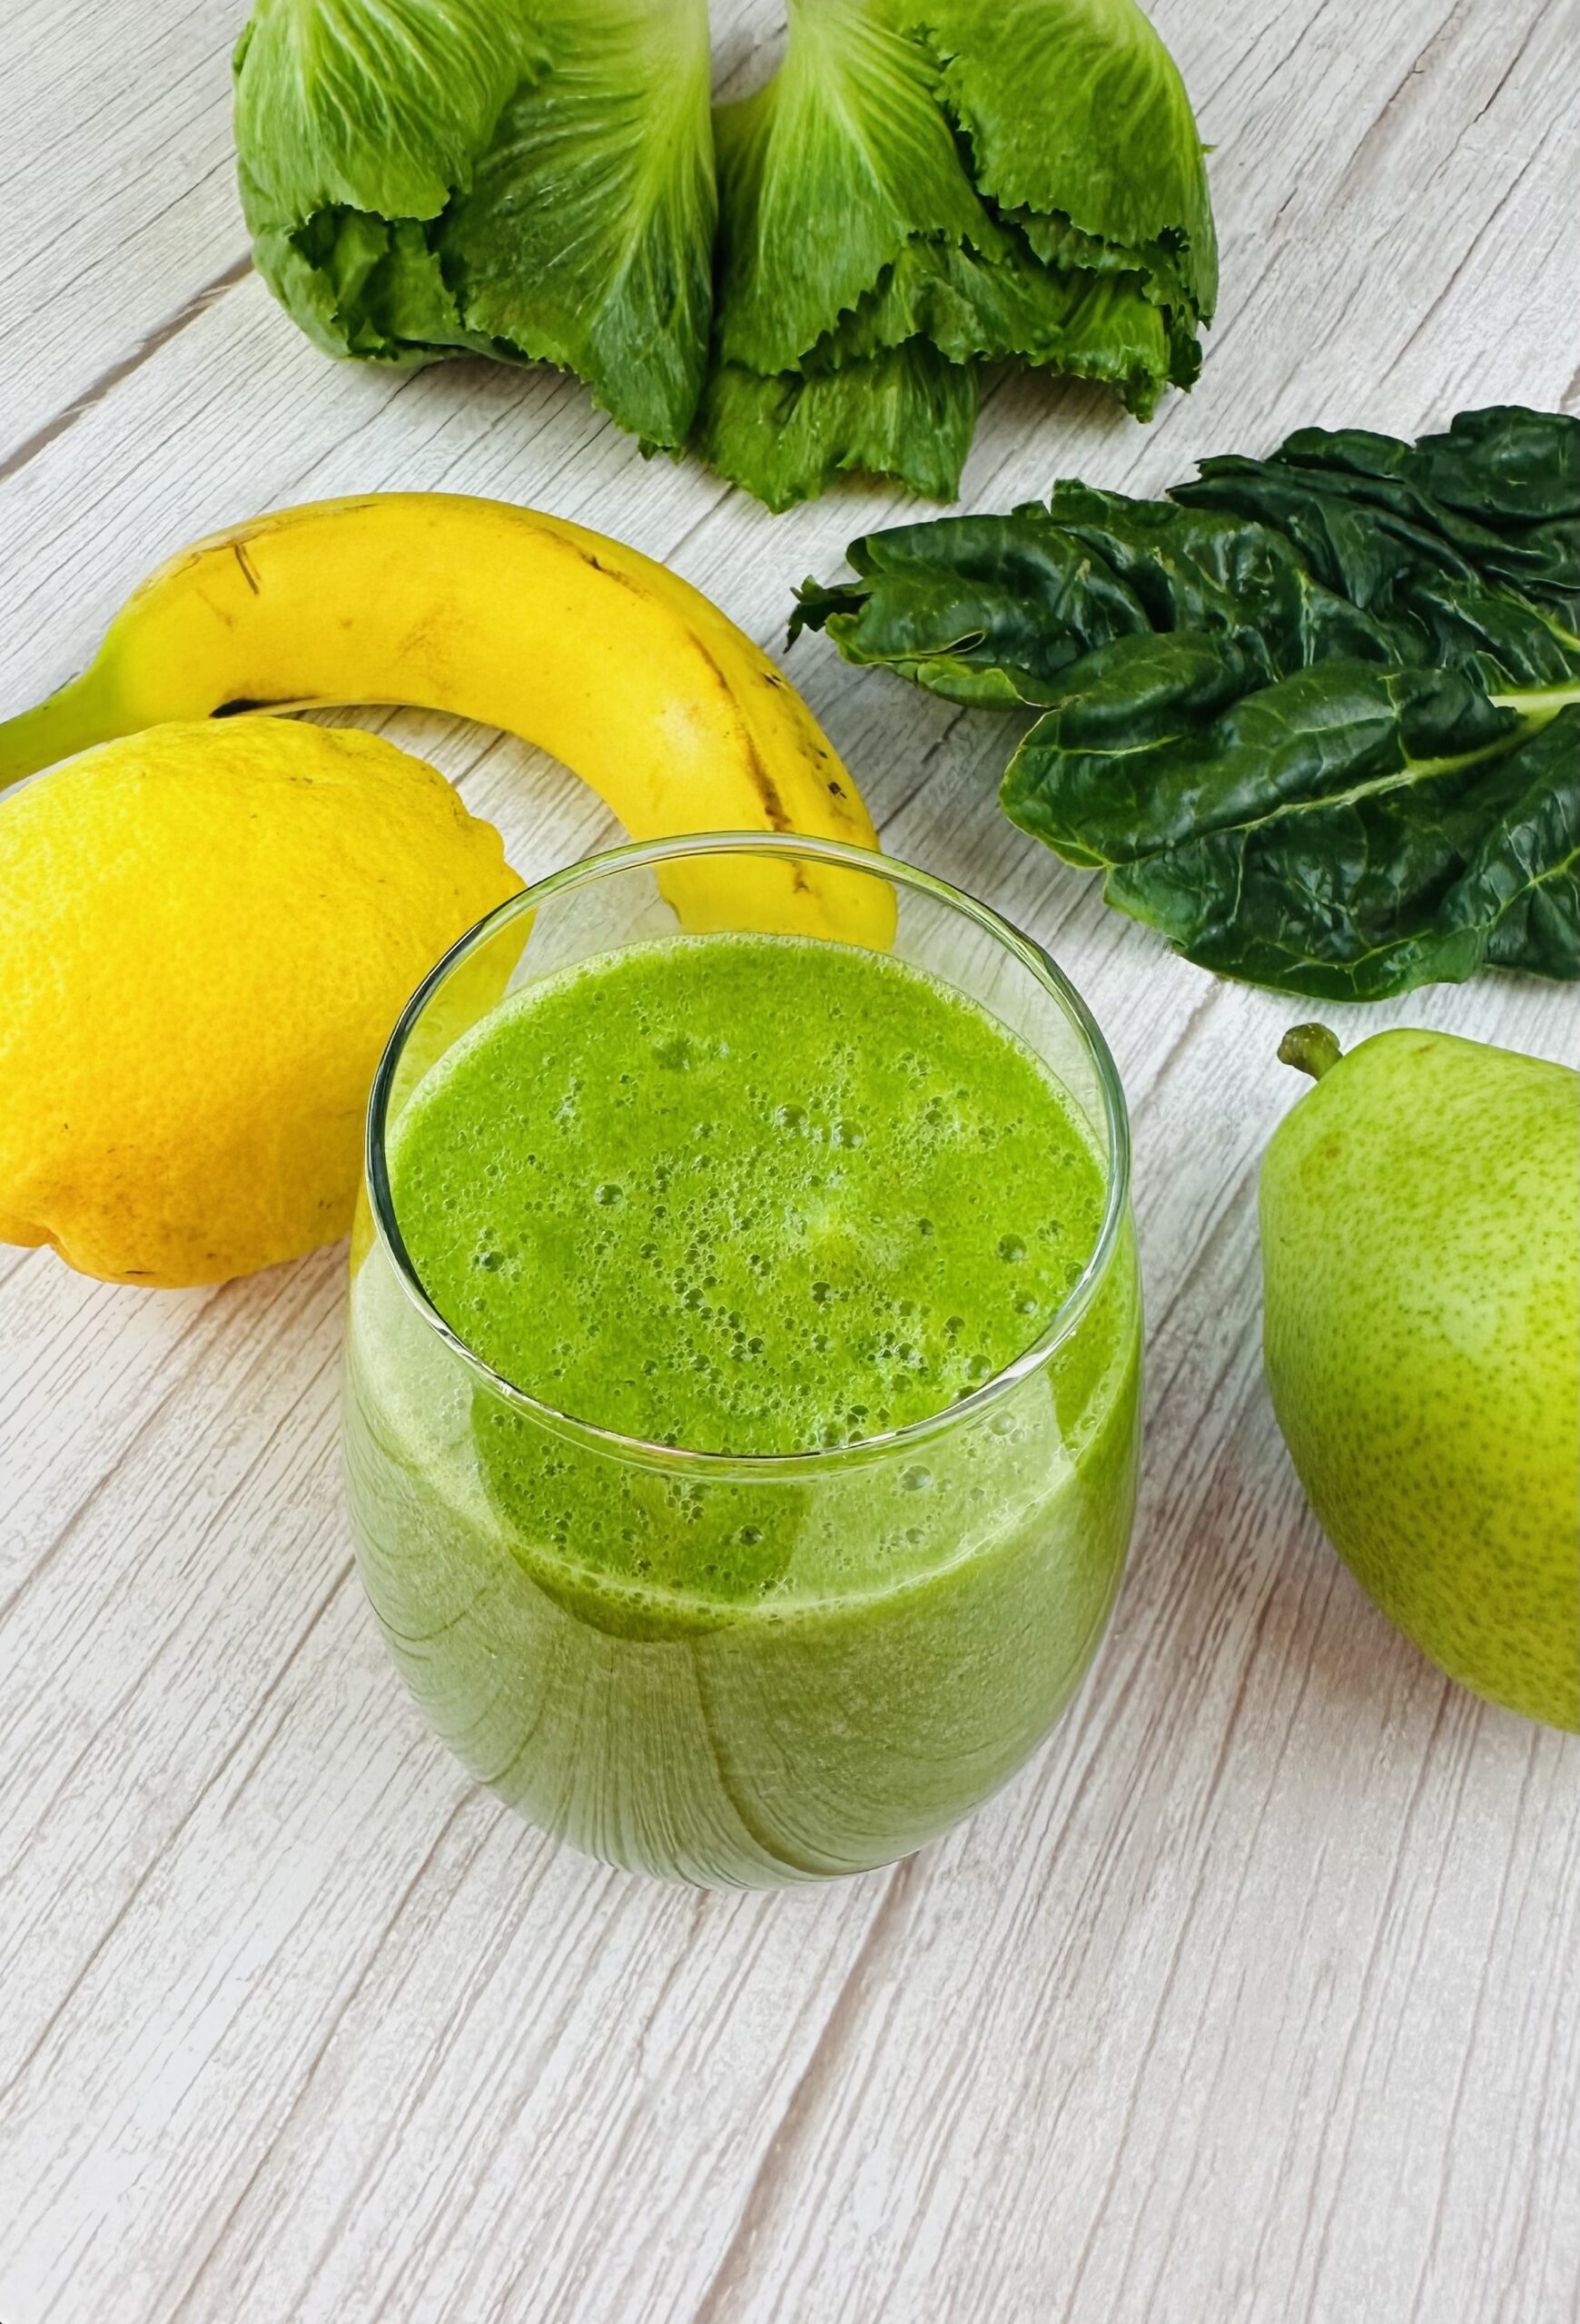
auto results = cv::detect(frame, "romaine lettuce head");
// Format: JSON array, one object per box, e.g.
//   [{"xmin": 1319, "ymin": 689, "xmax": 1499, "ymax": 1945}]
[
  {"xmin": 235, "ymin": 0, "xmax": 1218, "ymax": 503},
  {"xmin": 233, "ymin": 0, "xmax": 716, "ymax": 448},
  {"xmin": 706, "ymin": 0, "xmax": 1216, "ymax": 507}
]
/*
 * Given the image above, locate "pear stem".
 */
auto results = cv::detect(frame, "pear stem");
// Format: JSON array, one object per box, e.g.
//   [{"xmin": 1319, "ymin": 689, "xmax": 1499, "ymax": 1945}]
[{"xmin": 1279, "ymin": 1023, "xmax": 1343, "ymax": 1081}]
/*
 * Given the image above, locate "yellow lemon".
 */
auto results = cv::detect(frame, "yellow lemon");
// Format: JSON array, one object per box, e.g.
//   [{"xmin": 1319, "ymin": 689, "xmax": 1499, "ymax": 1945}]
[{"xmin": 0, "ymin": 719, "xmax": 520, "ymax": 1285}]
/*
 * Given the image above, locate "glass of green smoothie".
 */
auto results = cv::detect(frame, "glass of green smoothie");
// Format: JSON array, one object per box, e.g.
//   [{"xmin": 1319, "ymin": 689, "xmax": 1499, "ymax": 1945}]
[{"xmin": 344, "ymin": 833, "xmax": 1141, "ymax": 1886}]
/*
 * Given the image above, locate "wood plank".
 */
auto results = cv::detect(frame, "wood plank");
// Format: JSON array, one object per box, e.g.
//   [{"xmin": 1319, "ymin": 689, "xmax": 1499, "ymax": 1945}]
[{"xmin": 0, "ymin": 0, "xmax": 246, "ymax": 468}]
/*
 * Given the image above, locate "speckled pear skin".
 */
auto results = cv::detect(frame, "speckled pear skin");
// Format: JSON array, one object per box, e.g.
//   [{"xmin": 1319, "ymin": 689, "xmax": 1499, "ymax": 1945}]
[{"xmin": 1260, "ymin": 1028, "xmax": 1579, "ymax": 1731}]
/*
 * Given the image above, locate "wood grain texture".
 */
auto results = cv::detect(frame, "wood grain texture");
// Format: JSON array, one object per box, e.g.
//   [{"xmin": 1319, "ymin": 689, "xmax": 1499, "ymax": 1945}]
[{"xmin": 1, "ymin": 2, "xmax": 1576, "ymax": 2319}]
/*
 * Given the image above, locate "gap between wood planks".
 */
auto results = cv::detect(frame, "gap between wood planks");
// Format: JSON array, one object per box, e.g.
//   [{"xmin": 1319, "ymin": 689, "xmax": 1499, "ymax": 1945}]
[{"xmin": 0, "ymin": 252, "xmax": 252, "ymax": 488}]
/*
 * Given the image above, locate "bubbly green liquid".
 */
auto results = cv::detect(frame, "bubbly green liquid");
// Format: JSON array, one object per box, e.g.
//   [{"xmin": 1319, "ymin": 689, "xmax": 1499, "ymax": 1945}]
[
  {"xmin": 390, "ymin": 935, "xmax": 1106, "ymax": 1462},
  {"xmin": 347, "ymin": 932, "xmax": 1141, "ymax": 1883}
]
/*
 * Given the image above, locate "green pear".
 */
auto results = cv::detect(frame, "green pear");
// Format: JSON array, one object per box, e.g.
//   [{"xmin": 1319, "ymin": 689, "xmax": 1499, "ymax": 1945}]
[{"xmin": 1260, "ymin": 1023, "xmax": 1578, "ymax": 1730}]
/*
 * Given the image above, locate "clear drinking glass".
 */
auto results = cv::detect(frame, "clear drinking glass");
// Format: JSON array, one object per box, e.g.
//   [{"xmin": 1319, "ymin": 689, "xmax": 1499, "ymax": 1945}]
[{"xmin": 343, "ymin": 834, "xmax": 1141, "ymax": 1886}]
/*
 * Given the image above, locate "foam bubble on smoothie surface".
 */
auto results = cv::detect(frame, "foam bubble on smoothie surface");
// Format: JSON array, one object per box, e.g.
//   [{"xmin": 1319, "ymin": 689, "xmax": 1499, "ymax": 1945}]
[{"xmin": 388, "ymin": 934, "xmax": 1106, "ymax": 1458}]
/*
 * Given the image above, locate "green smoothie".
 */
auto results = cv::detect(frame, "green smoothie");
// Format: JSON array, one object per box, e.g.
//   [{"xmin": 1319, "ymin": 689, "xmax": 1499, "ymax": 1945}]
[{"xmin": 345, "ymin": 931, "xmax": 1141, "ymax": 1884}]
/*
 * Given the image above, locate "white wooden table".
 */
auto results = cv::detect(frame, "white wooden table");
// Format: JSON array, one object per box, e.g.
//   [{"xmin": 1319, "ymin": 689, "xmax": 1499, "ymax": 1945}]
[{"xmin": 2, "ymin": 4, "xmax": 1575, "ymax": 2319}]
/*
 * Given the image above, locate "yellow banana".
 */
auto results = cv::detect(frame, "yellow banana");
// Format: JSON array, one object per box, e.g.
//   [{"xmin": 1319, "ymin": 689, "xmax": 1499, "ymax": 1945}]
[{"xmin": 0, "ymin": 494, "xmax": 887, "ymax": 941}]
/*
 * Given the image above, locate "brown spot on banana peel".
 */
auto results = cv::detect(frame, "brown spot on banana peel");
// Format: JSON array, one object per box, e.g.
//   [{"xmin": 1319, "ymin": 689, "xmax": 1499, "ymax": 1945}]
[
  {"xmin": 740, "ymin": 732, "xmax": 792, "ymax": 830},
  {"xmin": 567, "ymin": 537, "xmax": 835, "ymax": 834},
  {"xmin": 680, "ymin": 626, "xmax": 795, "ymax": 831},
  {"xmin": 578, "ymin": 547, "xmax": 647, "ymax": 599},
  {"xmin": 231, "ymin": 540, "xmax": 262, "ymax": 596}
]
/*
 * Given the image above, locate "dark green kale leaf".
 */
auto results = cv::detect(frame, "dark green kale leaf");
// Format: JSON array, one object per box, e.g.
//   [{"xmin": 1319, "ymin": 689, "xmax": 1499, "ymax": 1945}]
[
  {"xmin": 1215, "ymin": 406, "xmax": 1580, "ymax": 618},
  {"xmin": 1005, "ymin": 660, "xmax": 1575, "ymax": 1000},
  {"xmin": 791, "ymin": 502, "xmax": 1157, "ymax": 703},
  {"xmin": 794, "ymin": 405, "xmax": 1579, "ymax": 999}
]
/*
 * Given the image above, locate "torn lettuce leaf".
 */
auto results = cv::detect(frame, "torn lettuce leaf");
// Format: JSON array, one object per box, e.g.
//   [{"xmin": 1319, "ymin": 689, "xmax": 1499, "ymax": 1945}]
[
  {"xmin": 698, "ymin": 341, "xmax": 982, "ymax": 512},
  {"xmin": 234, "ymin": 0, "xmax": 716, "ymax": 449},
  {"xmin": 712, "ymin": 0, "xmax": 1000, "ymax": 379},
  {"xmin": 802, "ymin": 237, "xmax": 1178, "ymax": 411},
  {"xmin": 438, "ymin": 2, "xmax": 716, "ymax": 447},
  {"xmin": 706, "ymin": 0, "xmax": 1005, "ymax": 503},
  {"xmin": 241, "ymin": 202, "xmax": 503, "ymax": 365},
  {"xmin": 233, "ymin": 0, "xmax": 539, "ymax": 227},
  {"xmin": 898, "ymin": 0, "xmax": 1218, "ymax": 320}
]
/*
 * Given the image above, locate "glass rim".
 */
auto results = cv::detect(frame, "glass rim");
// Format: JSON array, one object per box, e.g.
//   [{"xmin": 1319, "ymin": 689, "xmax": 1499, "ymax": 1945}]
[{"xmin": 364, "ymin": 831, "xmax": 1131, "ymax": 1480}]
